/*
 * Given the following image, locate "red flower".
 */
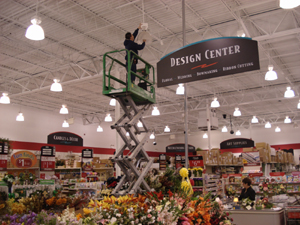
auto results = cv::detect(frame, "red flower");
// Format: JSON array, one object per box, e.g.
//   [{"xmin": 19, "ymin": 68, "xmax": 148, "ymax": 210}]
[
  {"xmin": 226, "ymin": 212, "xmax": 229, "ymax": 216},
  {"xmin": 168, "ymin": 189, "xmax": 173, "ymax": 198},
  {"xmin": 231, "ymin": 218, "xmax": 233, "ymax": 221}
]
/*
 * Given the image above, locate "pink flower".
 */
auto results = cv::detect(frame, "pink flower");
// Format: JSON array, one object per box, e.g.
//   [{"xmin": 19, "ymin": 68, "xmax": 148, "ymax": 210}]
[
  {"xmin": 179, "ymin": 217, "xmax": 189, "ymax": 221},
  {"xmin": 263, "ymin": 187, "xmax": 268, "ymax": 191},
  {"xmin": 220, "ymin": 222, "xmax": 224, "ymax": 225},
  {"xmin": 147, "ymin": 214, "xmax": 152, "ymax": 218},
  {"xmin": 182, "ymin": 222, "xmax": 191, "ymax": 225}
]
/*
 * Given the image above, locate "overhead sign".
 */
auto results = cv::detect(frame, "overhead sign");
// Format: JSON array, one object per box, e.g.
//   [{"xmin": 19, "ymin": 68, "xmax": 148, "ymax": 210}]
[
  {"xmin": 220, "ymin": 138, "xmax": 254, "ymax": 149},
  {"xmin": 11, "ymin": 151, "xmax": 37, "ymax": 168},
  {"xmin": 157, "ymin": 37, "xmax": 260, "ymax": 87},
  {"xmin": 166, "ymin": 143, "xmax": 195, "ymax": 153},
  {"xmin": 82, "ymin": 149, "xmax": 93, "ymax": 171},
  {"xmin": 188, "ymin": 156, "xmax": 203, "ymax": 167},
  {"xmin": 47, "ymin": 132, "xmax": 83, "ymax": 146}
]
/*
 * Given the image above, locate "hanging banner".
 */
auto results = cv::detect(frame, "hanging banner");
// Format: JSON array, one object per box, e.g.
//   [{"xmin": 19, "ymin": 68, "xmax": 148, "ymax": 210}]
[
  {"xmin": 0, "ymin": 142, "xmax": 8, "ymax": 171},
  {"xmin": 82, "ymin": 149, "xmax": 93, "ymax": 171},
  {"xmin": 47, "ymin": 132, "xmax": 83, "ymax": 146},
  {"xmin": 175, "ymin": 155, "xmax": 182, "ymax": 169},
  {"xmin": 11, "ymin": 151, "xmax": 37, "ymax": 168},
  {"xmin": 40, "ymin": 146, "xmax": 56, "ymax": 171},
  {"xmin": 166, "ymin": 143, "xmax": 195, "ymax": 153},
  {"xmin": 220, "ymin": 138, "xmax": 254, "ymax": 149},
  {"xmin": 157, "ymin": 37, "xmax": 260, "ymax": 87}
]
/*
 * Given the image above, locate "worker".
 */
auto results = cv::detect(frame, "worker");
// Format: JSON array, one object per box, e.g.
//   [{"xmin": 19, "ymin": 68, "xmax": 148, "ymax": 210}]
[
  {"xmin": 124, "ymin": 23, "xmax": 146, "ymax": 83},
  {"xmin": 239, "ymin": 177, "xmax": 256, "ymax": 201}
]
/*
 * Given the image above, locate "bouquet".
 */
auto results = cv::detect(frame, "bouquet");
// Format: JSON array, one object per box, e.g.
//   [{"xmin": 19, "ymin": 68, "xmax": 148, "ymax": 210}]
[
  {"xmin": 226, "ymin": 185, "xmax": 236, "ymax": 196},
  {"xmin": 241, "ymin": 197, "xmax": 253, "ymax": 210}
]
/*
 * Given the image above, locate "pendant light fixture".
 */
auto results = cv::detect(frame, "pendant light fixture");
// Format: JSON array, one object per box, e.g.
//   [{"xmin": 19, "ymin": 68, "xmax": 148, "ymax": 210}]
[
  {"xmin": 126, "ymin": 132, "xmax": 130, "ymax": 137},
  {"xmin": 203, "ymin": 133, "xmax": 208, "ymax": 138},
  {"xmin": 265, "ymin": 65, "xmax": 278, "ymax": 81},
  {"xmin": 150, "ymin": 133, "xmax": 155, "ymax": 139},
  {"xmin": 251, "ymin": 116, "xmax": 259, "ymax": 123},
  {"xmin": 176, "ymin": 83, "xmax": 185, "ymax": 95},
  {"xmin": 59, "ymin": 104, "xmax": 69, "ymax": 114},
  {"xmin": 25, "ymin": 16, "xmax": 45, "ymax": 41},
  {"xmin": 16, "ymin": 112, "xmax": 24, "ymax": 121},
  {"xmin": 284, "ymin": 116, "xmax": 291, "ymax": 123},
  {"xmin": 235, "ymin": 130, "xmax": 241, "ymax": 136},
  {"xmin": 151, "ymin": 106, "xmax": 160, "ymax": 116},
  {"xmin": 280, "ymin": 0, "xmax": 300, "ymax": 9},
  {"xmin": 62, "ymin": 120, "xmax": 69, "ymax": 128},
  {"xmin": 233, "ymin": 108, "xmax": 241, "ymax": 116},
  {"xmin": 275, "ymin": 126, "xmax": 281, "ymax": 132},
  {"xmin": 97, "ymin": 125, "xmax": 103, "ymax": 132},
  {"xmin": 298, "ymin": 100, "xmax": 300, "ymax": 109},
  {"xmin": 265, "ymin": 122, "xmax": 271, "ymax": 128},
  {"xmin": 164, "ymin": 126, "xmax": 170, "ymax": 132},
  {"xmin": 50, "ymin": 79, "xmax": 62, "ymax": 92},
  {"xmin": 221, "ymin": 126, "xmax": 228, "ymax": 132},
  {"xmin": 110, "ymin": 98, "xmax": 116, "ymax": 106},
  {"xmin": 0, "ymin": 92, "xmax": 10, "ymax": 104},
  {"xmin": 137, "ymin": 120, "xmax": 143, "ymax": 128},
  {"xmin": 211, "ymin": 97, "xmax": 220, "ymax": 108},
  {"xmin": 104, "ymin": 114, "xmax": 112, "ymax": 122},
  {"xmin": 284, "ymin": 87, "xmax": 295, "ymax": 98}
]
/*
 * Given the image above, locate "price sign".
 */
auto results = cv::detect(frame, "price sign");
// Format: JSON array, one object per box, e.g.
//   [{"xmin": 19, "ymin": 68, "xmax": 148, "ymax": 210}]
[
  {"xmin": 249, "ymin": 173, "xmax": 263, "ymax": 177},
  {"xmin": 188, "ymin": 156, "xmax": 203, "ymax": 168},
  {"xmin": 11, "ymin": 151, "xmax": 37, "ymax": 168},
  {"xmin": 270, "ymin": 172, "xmax": 285, "ymax": 176},
  {"xmin": 0, "ymin": 155, "xmax": 7, "ymax": 170},
  {"xmin": 40, "ymin": 156, "xmax": 55, "ymax": 171},
  {"xmin": 159, "ymin": 154, "xmax": 167, "ymax": 171},
  {"xmin": 40, "ymin": 173, "xmax": 45, "ymax": 179}
]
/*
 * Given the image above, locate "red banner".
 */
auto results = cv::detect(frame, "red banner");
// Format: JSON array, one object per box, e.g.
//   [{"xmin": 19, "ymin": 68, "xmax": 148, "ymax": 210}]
[
  {"xmin": 40, "ymin": 173, "xmax": 45, "ymax": 179},
  {"xmin": 40, "ymin": 156, "xmax": 55, "ymax": 171},
  {"xmin": 292, "ymin": 172, "xmax": 300, "ymax": 176},
  {"xmin": 270, "ymin": 172, "xmax": 285, "ymax": 176},
  {"xmin": 249, "ymin": 173, "xmax": 263, "ymax": 177},
  {"xmin": 189, "ymin": 159, "xmax": 204, "ymax": 168},
  {"xmin": 0, "ymin": 155, "xmax": 7, "ymax": 171}
]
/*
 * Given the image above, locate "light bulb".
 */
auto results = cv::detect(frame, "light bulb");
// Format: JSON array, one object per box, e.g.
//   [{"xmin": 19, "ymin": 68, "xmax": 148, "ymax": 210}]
[
  {"xmin": 236, "ymin": 130, "xmax": 241, "ymax": 135},
  {"xmin": 233, "ymin": 108, "xmax": 241, "ymax": 116},
  {"xmin": 60, "ymin": 104, "xmax": 69, "ymax": 114},
  {"xmin": 265, "ymin": 65, "xmax": 278, "ymax": 81},
  {"xmin": 104, "ymin": 114, "xmax": 112, "ymax": 122},
  {"xmin": 126, "ymin": 132, "xmax": 130, "ymax": 137},
  {"xmin": 284, "ymin": 116, "xmax": 291, "ymax": 123},
  {"xmin": 211, "ymin": 98, "xmax": 220, "ymax": 108},
  {"xmin": 203, "ymin": 133, "xmax": 208, "ymax": 138},
  {"xmin": 222, "ymin": 126, "xmax": 228, "ymax": 132},
  {"xmin": 152, "ymin": 106, "xmax": 160, "ymax": 116},
  {"xmin": 164, "ymin": 126, "xmax": 170, "ymax": 132},
  {"xmin": 280, "ymin": 0, "xmax": 300, "ymax": 9},
  {"xmin": 50, "ymin": 79, "xmax": 62, "ymax": 92},
  {"xmin": 97, "ymin": 125, "xmax": 103, "ymax": 132},
  {"xmin": 176, "ymin": 83, "xmax": 185, "ymax": 95},
  {"xmin": 137, "ymin": 121, "xmax": 143, "ymax": 127},
  {"xmin": 275, "ymin": 126, "xmax": 281, "ymax": 132},
  {"xmin": 251, "ymin": 116, "xmax": 258, "ymax": 123},
  {"xmin": 62, "ymin": 120, "xmax": 69, "ymax": 128},
  {"xmin": 284, "ymin": 87, "xmax": 295, "ymax": 98},
  {"xmin": 265, "ymin": 122, "xmax": 271, "ymax": 128},
  {"xmin": 25, "ymin": 16, "xmax": 45, "ymax": 41},
  {"xmin": 150, "ymin": 133, "xmax": 155, "ymax": 139},
  {"xmin": 0, "ymin": 92, "xmax": 10, "ymax": 104},
  {"xmin": 16, "ymin": 112, "xmax": 24, "ymax": 121},
  {"xmin": 110, "ymin": 98, "xmax": 116, "ymax": 106}
]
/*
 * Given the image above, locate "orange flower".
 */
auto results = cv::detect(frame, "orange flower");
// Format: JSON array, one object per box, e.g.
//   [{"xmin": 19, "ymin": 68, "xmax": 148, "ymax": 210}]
[{"xmin": 76, "ymin": 213, "xmax": 82, "ymax": 221}]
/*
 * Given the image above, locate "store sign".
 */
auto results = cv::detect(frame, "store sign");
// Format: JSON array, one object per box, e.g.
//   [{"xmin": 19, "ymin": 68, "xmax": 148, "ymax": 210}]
[
  {"xmin": 248, "ymin": 173, "xmax": 263, "ymax": 177},
  {"xmin": 47, "ymin": 132, "xmax": 83, "ymax": 146},
  {"xmin": 40, "ymin": 146, "xmax": 55, "ymax": 171},
  {"xmin": 157, "ymin": 37, "xmax": 260, "ymax": 87},
  {"xmin": 39, "ymin": 180, "xmax": 55, "ymax": 185},
  {"xmin": 166, "ymin": 144, "xmax": 195, "ymax": 153},
  {"xmin": 270, "ymin": 172, "xmax": 285, "ymax": 176},
  {"xmin": 159, "ymin": 154, "xmax": 167, "ymax": 171},
  {"xmin": 11, "ymin": 151, "xmax": 37, "ymax": 168},
  {"xmin": 82, "ymin": 149, "xmax": 93, "ymax": 171},
  {"xmin": 175, "ymin": 155, "xmax": 182, "ymax": 169},
  {"xmin": 220, "ymin": 138, "xmax": 254, "ymax": 149},
  {"xmin": 0, "ymin": 155, "xmax": 7, "ymax": 171},
  {"xmin": 188, "ymin": 156, "xmax": 203, "ymax": 167}
]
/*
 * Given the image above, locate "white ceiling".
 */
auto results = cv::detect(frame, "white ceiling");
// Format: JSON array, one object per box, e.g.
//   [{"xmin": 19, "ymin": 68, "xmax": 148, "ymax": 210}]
[{"xmin": 1, "ymin": 0, "xmax": 300, "ymax": 136}]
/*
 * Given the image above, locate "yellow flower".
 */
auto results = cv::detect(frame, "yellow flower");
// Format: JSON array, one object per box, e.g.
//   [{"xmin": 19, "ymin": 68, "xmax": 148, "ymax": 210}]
[
  {"xmin": 180, "ymin": 168, "xmax": 189, "ymax": 178},
  {"xmin": 83, "ymin": 208, "xmax": 93, "ymax": 215}
]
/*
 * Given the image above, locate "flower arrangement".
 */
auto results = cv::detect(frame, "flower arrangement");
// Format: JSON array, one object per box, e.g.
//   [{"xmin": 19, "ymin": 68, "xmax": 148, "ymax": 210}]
[
  {"xmin": 226, "ymin": 185, "xmax": 236, "ymax": 196},
  {"xmin": 241, "ymin": 197, "xmax": 253, "ymax": 210},
  {"xmin": 190, "ymin": 168, "xmax": 203, "ymax": 177},
  {"xmin": 210, "ymin": 198, "xmax": 233, "ymax": 225},
  {"xmin": 2, "ymin": 174, "xmax": 14, "ymax": 187}
]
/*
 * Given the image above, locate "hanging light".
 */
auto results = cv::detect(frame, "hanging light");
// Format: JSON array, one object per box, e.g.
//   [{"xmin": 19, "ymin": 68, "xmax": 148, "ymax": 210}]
[
  {"xmin": 0, "ymin": 92, "xmax": 10, "ymax": 104},
  {"xmin": 164, "ymin": 126, "xmax": 170, "ymax": 132},
  {"xmin": 25, "ymin": 16, "xmax": 45, "ymax": 41},
  {"xmin": 251, "ymin": 116, "xmax": 259, "ymax": 123},
  {"xmin": 203, "ymin": 133, "xmax": 208, "ymax": 138},
  {"xmin": 275, "ymin": 126, "xmax": 281, "ymax": 132},
  {"xmin": 97, "ymin": 125, "xmax": 103, "ymax": 132},
  {"xmin": 176, "ymin": 83, "xmax": 185, "ymax": 95},
  {"xmin": 237, "ymin": 29, "xmax": 245, "ymax": 37},
  {"xmin": 126, "ymin": 132, "xmax": 130, "ymax": 137},
  {"xmin": 221, "ymin": 126, "xmax": 228, "ymax": 132},
  {"xmin": 211, "ymin": 97, "xmax": 220, "ymax": 108},
  {"xmin": 16, "ymin": 112, "xmax": 24, "ymax": 121},
  {"xmin": 235, "ymin": 130, "xmax": 241, "ymax": 136},
  {"xmin": 265, "ymin": 122, "xmax": 271, "ymax": 128},
  {"xmin": 284, "ymin": 87, "xmax": 295, "ymax": 98},
  {"xmin": 59, "ymin": 104, "xmax": 69, "ymax": 114},
  {"xmin": 50, "ymin": 79, "xmax": 62, "ymax": 92},
  {"xmin": 284, "ymin": 116, "xmax": 291, "ymax": 123},
  {"xmin": 104, "ymin": 114, "xmax": 112, "ymax": 122},
  {"xmin": 152, "ymin": 106, "xmax": 160, "ymax": 116},
  {"xmin": 150, "ymin": 133, "xmax": 155, "ymax": 139},
  {"xmin": 233, "ymin": 108, "xmax": 241, "ymax": 117},
  {"xmin": 280, "ymin": 0, "xmax": 300, "ymax": 9},
  {"xmin": 137, "ymin": 120, "xmax": 143, "ymax": 128},
  {"xmin": 265, "ymin": 65, "xmax": 278, "ymax": 81},
  {"xmin": 110, "ymin": 98, "xmax": 116, "ymax": 106},
  {"xmin": 62, "ymin": 120, "xmax": 69, "ymax": 128}
]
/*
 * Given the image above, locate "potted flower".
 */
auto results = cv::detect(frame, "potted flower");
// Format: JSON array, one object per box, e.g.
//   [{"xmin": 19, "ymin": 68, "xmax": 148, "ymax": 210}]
[
  {"xmin": 255, "ymin": 199, "xmax": 263, "ymax": 210},
  {"xmin": 241, "ymin": 197, "xmax": 253, "ymax": 210},
  {"xmin": 2, "ymin": 174, "xmax": 15, "ymax": 193}
]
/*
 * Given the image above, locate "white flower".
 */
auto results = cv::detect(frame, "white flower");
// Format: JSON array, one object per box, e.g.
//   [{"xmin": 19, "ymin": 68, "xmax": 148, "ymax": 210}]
[
  {"xmin": 116, "ymin": 213, "xmax": 121, "ymax": 217},
  {"xmin": 110, "ymin": 217, "xmax": 117, "ymax": 223}
]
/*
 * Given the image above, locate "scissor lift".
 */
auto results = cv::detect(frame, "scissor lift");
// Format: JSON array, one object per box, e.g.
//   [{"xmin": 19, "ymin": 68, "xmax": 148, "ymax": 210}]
[{"xmin": 102, "ymin": 49, "xmax": 156, "ymax": 196}]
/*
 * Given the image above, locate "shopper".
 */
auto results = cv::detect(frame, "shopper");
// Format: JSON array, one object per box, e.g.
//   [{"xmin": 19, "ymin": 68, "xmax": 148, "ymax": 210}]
[
  {"xmin": 239, "ymin": 177, "xmax": 256, "ymax": 201},
  {"xmin": 124, "ymin": 23, "xmax": 146, "ymax": 83}
]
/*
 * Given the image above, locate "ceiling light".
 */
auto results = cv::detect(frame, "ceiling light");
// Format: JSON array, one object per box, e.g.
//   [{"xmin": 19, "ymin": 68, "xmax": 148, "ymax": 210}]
[
  {"xmin": 297, "ymin": 100, "xmax": 300, "ymax": 109},
  {"xmin": 0, "ymin": 92, "xmax": 10, "ymax": 104},
  {"xmin": 280, "ymin": 0, "xmax": 300, "ymax": 9},
  {"xmin": 284, "ymin": 87, "xmax": 295, "ymax": 98},
  {"xmin": 62, "ymin": 120, "xmax": 69, "ymax": 128},
  {"xmin": 104, "ymin": 114, "xmax": 112, "ymax": 122},
  {"xmin": 203, "ymin": 133, "xmax": 208, "ymax": 138},
  {"xmin": 152, "ymin": 106, "xmax": 160, "ymax": 116},
  {"xmin": 265, "ymin": 65, "xmax": 278, "ymax": 81},
  {"xmin": 211, "ymin": 97, "xmax": 220, "ymax": 108},
  {"xmin": 237, "ymin": 29, "xmax": 245, "ymax": 37},
  {"xmin": 50, "ymin": 79, "xmax": 62, "ymax": 92},
  {"xmin": 284, "ymin": 116, "xmax": 291, "ymax": 123},
  {"xmin": 137, "ymin": 120, "xmax": 143, "ymax": 128},
  {"xmin": 275, "ymin": 126, "xmax": 281, "ymax": 132},
  {"xmin": 235, "ymin": 130, "xmax": 241, "ymax": 135},
  {"xmin": 176, "ymin": 83, "xmax": 185, "ymax": 95},
  {"xmin": 126, "ymin": 132, "xmax": 130, "ymax": 137},
  {"xmin": 25, "ymin": 16, "xmax": 45, "ymax": 41},
  {"xmin": 60, "ymin": 104, "xmax": 69, "ymax": 114},
  {"xmin": 97, "ymin": 125, "xmax": 103, "ymax": 132},
  {"xmin": 110, "ymin": 98, "xmax": 116, "ymax": 106},
  {"xmin": 16, "ymin": 112, "xmax": 24, "ymax": 121},
  {"xmin": 265, "ymin": 122, "xmax": 271, "ymax": 128},
  {"xmin": 251, "ymin": 116, "xmax": 258, "ymax": 123},
  {"xmin": 164, "ymin": 126, "xmax": 170, "ymax": 132},
  {"xmin": 221, "ymin": 126, "xmax": 228, "ymax": 132},
  {"xmin": 150, "ymin": 133, "xmax": 155, "ymax": 139},
  {"xmin": 233, "ymin": 108, "xmax": 241, "ymax": 117}
]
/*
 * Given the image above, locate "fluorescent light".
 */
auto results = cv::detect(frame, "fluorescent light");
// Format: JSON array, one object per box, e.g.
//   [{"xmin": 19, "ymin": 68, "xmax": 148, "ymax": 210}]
[
  {"xmin": 211, "ymin": 98, "xmax": 220, "ymax": 108},
  {"xmin": 62, "ymin": 120, "xmax": 69, "ymax": 128},
  {"xmin": 265, "ymin": 122, "xmax": 271, "ymax": 128},
  {"xmin": 150, "ymin": 133, "xmax": 155, "ymax": 139},
  {"xmin": 203, "ymin": 133, "xmax": 208, "ymax": 138},
  {"xmin": 126, "ymin": 132, "xmax": 130, "ymax": 137},
  {"xmin": 280, "ymin": 0, "xmax": 300, "ymax": 9},
  {"xmin": 50, "ymin": 79, "xmax": 62, "ymax": 92},
  {"xmin": 284, "ymin": 116, "xmax": 291, "ymax": 123},
  {"xmin": 60, "ymin": 104, "xmax": 69, "ymax": 114},
  {"xmin": 222, "ymin": 126, "xmax": 228, "ymax": 132},
  {"xmin": 164, "ymin": 126, "xmax": 170, "ymax": 132},
  {"xmin": 16, "ymin": 112, "xmax": 24, "ymax": 121},
  {"xmin": 137, "ymin": 121, "xmax": 143, "ymax": 127},
  {"xmin": 251, "ymin": 116, "xmax": 258, "ymax": 123},
  {"xmin": 152, "ymin": 106, "xmax": 160, "ymax": 116},
  {"xmin": 0, "ymin": 92, "xmax": 10, "ymax": 104},
  {"xmin": 284, "ymin": 87, "xmax": 295, "ymax": 98},
  {"xmin": 176, "ymin": 83, "xmax": 184, "ymax": 95},
  {"xmin": 104, "ymin": 114, "xmax": 112, "ymax": 122},
  {"xmin": 97, "ymin": 125, "xmax": 103, "ymax": 132},
  {"xmin": 233, "ymin": 108, "xmax": 241, "ymax": 116},
  {"xmin": 110, "ymin": 98, "xmax": 116, "ymax": 106},
  {"xmin": 265, "ymin": 65, "xmax": 278, "ymax": 81},
  {"xmin": 235, "ymin": 130, "xmax": 241, "ymax": 135},
  {"xmin": 25, "ymin": 16, "xmax": 45, "ymax": 41},
  {"xmin": 275, "ymin": 126, "xmax": 281, "ymax": 132}
]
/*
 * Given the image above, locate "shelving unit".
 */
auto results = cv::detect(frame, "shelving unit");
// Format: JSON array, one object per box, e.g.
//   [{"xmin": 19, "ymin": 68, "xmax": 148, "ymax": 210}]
[{"xmin": 203, "ymin": 174, "xmax": 222, "ymax": 195}]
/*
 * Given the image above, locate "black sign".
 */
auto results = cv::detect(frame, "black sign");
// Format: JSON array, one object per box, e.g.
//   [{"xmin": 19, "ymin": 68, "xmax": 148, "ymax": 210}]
[
  {"xmin": 82, "ymin": 149, "xmax": 93, "ymax": 158},
  {"xmin": 166, "ymin": 144, "xmax": 195, "ymax": 153},
  {"xmin": 188, "ymin": 156, "xmax": 203, "ymax": 161},
  {"xmin": 220, "ymin": 138, "xmax": 254, "ymax": 149},
  {"xmin": 283, "ymin": 149, "xmax": 294, "ymax": 155},
  {"xmin": 47, "ymin": 132, "xmax": 83, "ymax": 146},
  {"xmin": 157, "ymin": 37, "xmax": 260, "ymax": 87},
  {"xmin": 159, "ymin": 154, "xmax": 167, "ymax": 171},
  {"xmin": 41, "ymin": 146, "xmax": 55, "ymax": 156}
]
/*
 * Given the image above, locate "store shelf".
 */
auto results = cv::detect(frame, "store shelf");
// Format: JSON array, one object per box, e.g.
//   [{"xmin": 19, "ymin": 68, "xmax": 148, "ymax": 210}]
[
  {"xmin": 93, "ymin": 167, "xmax": 114, "ymax": 170},
  {"xmin": 192, "ymin": 186, "xmax": 203, "ymax": 188},
  {"xmin": 225, "ymin": 183, "xmax": 241, "ymax": 185},
  {"xmin": 7, "ymin": 167, "xmax": 40, "ymax": 170},
  {"xmin": 55, "ymin": 168, "xmax": 81, "ymax": 170}
]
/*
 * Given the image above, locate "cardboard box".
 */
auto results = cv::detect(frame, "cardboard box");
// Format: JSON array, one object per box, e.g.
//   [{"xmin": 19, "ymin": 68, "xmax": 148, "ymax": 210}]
[
  {"xmin": 276, "ymin": 151, "xmax": 285, "ymax": 163},
  {"xmin": 243, "ymin": 147, "xmax": 254, "ymax": 152},
  {"xmin": 259, "ymin": 149, "xmax": 271, "ymax": 163},
  {"xmin": 283, "ymin": 152, "xmax": 288, "ymax": 163},
  {"xmin": 256, "ymin": 142, "xmax": 268, "ymax": 149},
  {"xmin": 287, "ymin": 153, "xmax": 294, "ymax": 164}
]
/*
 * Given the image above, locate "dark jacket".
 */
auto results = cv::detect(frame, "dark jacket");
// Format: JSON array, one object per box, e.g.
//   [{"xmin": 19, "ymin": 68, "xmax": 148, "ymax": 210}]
[
  {"xmin": 124, "ymin": 29, "xmax": 145, "ymax": 62},
  {"xmin": 239, "ymin": 186, "xmax": 256, "ymax": 201}
]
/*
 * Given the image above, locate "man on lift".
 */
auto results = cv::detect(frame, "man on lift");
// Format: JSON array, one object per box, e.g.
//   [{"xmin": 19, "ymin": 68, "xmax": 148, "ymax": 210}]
[{"xmin": 124, "ymin": 23, "xmax": 146, "ymax": 84}]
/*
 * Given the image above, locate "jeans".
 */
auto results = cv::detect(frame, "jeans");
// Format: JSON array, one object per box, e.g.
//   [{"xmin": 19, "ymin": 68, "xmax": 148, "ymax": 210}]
[{"xmin": 126, "ymin": 59, "xmax": 137, "ymax": 83}]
